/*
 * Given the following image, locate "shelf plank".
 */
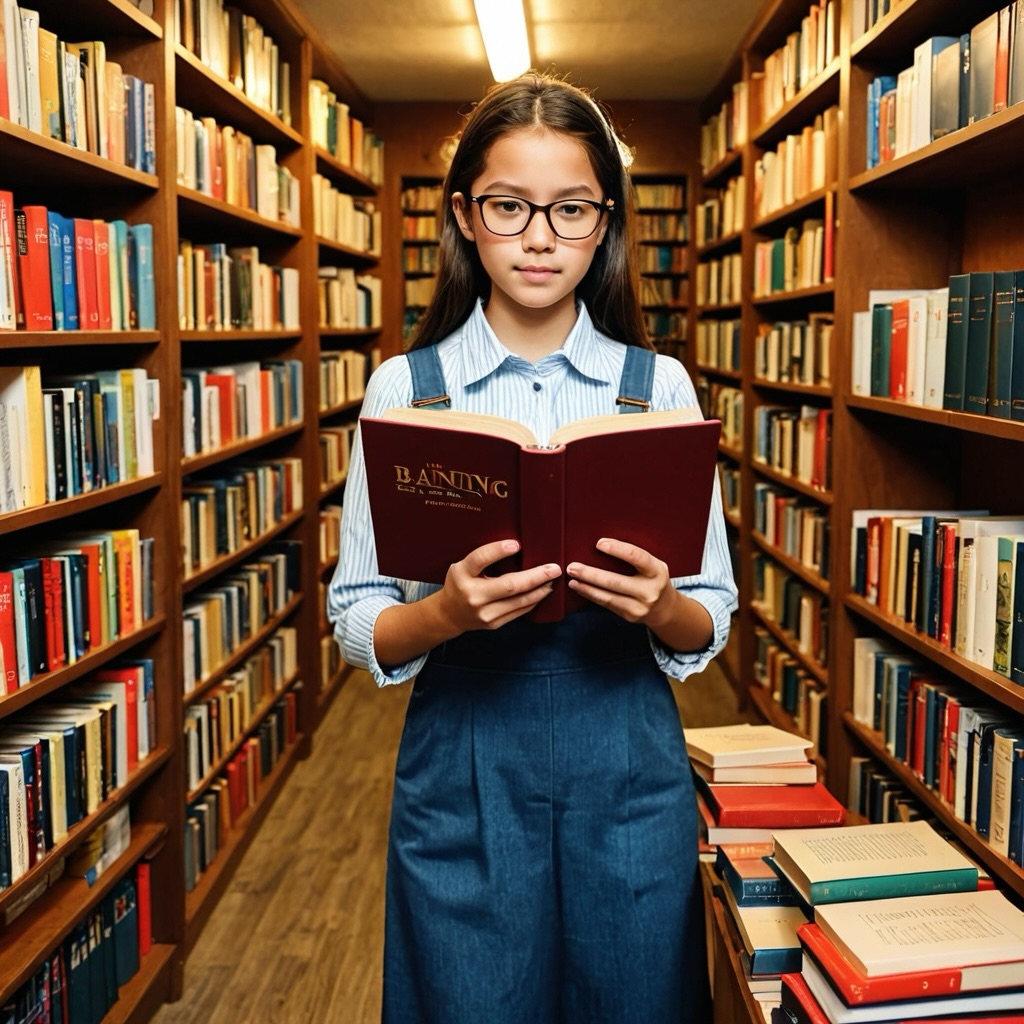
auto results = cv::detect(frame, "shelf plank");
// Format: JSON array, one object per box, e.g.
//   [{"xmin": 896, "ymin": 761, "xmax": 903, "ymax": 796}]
[
  {"xmin": 753, "ymin": 377, "xmax": 833, "ymax": 399},
  {"xmin": 0, "ymin": 119, "xmax": 159, "ymax": 189},
  {"xmin": 314, "ymin": 146, "xmax": 379, "ymax": 195},
  {"xmin": 180, "ymin": 329, "xmax": 303, "ymax": 343},
  {"xmin": 696, "ymin": 231, "xmax": 743, "ymax": 258},
  {"xmin": 319, "ymin": 326, "xmax": 382, "ymax": 340},
  {"xmin": 696, "ymin": 302, "xmax": 742, "ymax": 316},
  {"xmin": 719, "ymin": 442, "xmax": 744, "ymax": 462},
  {"xmin": 751, "ymin": 461, "xmax": 833, "ymax": 505},
  {"xmin": 177, "ymin": 185, "xmax": 304, "ymax": 238},
  {"xmin": 317, "ymin": 235, "xmax": 380, "ymax": 264},
  {"xmin": 0, "ymin": 473, "xmax": 163, "ymax": 537},
  {"xmin": 0, "ymin": 823, "xmax": 166, "ymax": 1002},
  {"xmin": 701, "ymin": 148, "xmax": 742, "ymax": 186},
  {"xmin": 751, "ymin": 531, "xmax": 831, "ymax": 596},
  {"xmin": 696, "ymin": 365, "xmax": 743, "ymax": 382},
  {"xmin": 751, "ymin": 603, "xmax": 829, "ymax": 685},
  {"xmin": 753, "ymin": 185, "xmax": 834, "ymax": 233},
  {"xmin": 31, "ymin": 0, "xmax": 162, "ymax": 38},
  {"xmin": 0, "ymin": 329, "xmax": 160, "ymax": 350},
  {"xmin": 319, "ymin": 398, "xmax": 362, "ymax": 419},
  {"xmin": 184, "ymin": 594, "xmax": 303, "ymax": 706},
  {"xmin": 851, "ymin": 0, "xmax": 993, "ymax": 62},
  {"xmin": 181, "ymin": 422, "xmax": 304, "ymax": 475},
  {"xmin": 0, "ymin": 617, "xmax": 166, "ymax": 717},
  {"xmin": 752, "ymin": 58, "xmax": 841, "ymax": 148},
  {"xmin": 320, "ymin": 475, "xmax": 349, "ymax": 501},
  {"xmin": 846, "ymin": 394, "xmax": 1024, "ymax": 442},
  {"xmin": 751, "ymin": 282, "xmax": 835, "ymax": 306},
  {"xmin": 843, "ymin": 712, "xmax": 1024, "ymax": 893},
  {"xmin": 317, "ymin": 663, "xmax": 352, "ymax": 720},
  {"xmin": 844, "ymin": 593, "xmax": 1024, "ymax": 716}
]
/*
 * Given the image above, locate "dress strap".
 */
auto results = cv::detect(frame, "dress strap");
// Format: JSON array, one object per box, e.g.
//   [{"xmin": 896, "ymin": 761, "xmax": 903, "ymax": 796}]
[
  {"xmin": 616, "ymin": 346, "xmax": 656, "ymax": 413},
  {"xmin": 405, "ymin": 346, "xmax": 451, "ymax": 409}
]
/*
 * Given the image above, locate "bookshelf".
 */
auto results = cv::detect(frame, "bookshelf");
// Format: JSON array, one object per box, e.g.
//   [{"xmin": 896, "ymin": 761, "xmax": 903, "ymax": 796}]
[
  {"xmin": 0, "ymin": 0, "xmax": 382, "ymax": 1014},
  {"xmin": 399, "ymin": 174, "xmax": 442, "ymax": 344}
]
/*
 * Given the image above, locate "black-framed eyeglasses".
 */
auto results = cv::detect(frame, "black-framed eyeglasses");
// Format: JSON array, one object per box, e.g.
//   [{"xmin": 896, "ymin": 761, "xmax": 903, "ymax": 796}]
[{"xmin": 469, "ymin": 195, "xmax": 612, "ymax": 240}]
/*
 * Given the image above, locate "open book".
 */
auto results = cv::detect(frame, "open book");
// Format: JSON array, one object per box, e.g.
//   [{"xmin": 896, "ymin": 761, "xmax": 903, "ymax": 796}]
[{"xmin": 359, "ymin": 405, "xmax": 722, "ymax": 622}]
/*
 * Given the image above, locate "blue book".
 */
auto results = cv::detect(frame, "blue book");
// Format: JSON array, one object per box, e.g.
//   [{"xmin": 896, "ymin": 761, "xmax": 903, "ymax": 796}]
[
  {"xmin": 57, "ymin": 214, "xmax": 79, "ymax": 330},
  {"xmin": 111, "ymin": 875, "xmax": 139, "ymax": 986},
  {"xmin": 868, "ymin": 75, "xmax": 897, "ymax": 169},
  {"xmin": 127, "ymin": 223, "xmax": 155, "ymax": 329},
  {"xmin": 987, "ymin": 271, "xmax": 1014, "ymax": 418},
  {"xmin": 47, "ymin": 211, "xmax": 65, "ymax": 330}
]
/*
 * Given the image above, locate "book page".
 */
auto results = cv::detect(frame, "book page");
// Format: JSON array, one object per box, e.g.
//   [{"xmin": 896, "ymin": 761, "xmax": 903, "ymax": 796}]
[
  {"xmin": 378, "ymin": 406, "xmax": 539, "ymax": 447},
  {"xmin": 550, "ymin": 405, "xmax": 701, "ymax": 445}
]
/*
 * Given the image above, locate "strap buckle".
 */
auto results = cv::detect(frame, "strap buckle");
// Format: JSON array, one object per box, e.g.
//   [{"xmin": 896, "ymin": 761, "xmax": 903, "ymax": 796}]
[
  {"xmin": 615, "ymin": 396, "xmax": 650, "ymax": 410},
  {"xmin": 410, "ymin": 394, "xmax": 451, "ymax": 409}
]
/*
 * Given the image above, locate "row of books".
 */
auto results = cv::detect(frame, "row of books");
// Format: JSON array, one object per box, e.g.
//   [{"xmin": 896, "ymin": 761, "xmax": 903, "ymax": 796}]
[
  {"xmin": 640, "ymin": 244, "xmax": 687, "ymax": 275},
  {"xmin": 401, "ymin": 215, "xmax": 437, "ymax": 241},
  {"xmin": 1, "ymin": 531, "xmax": 154, "ymax": 692},
  {"xmin": 645, "ymin": 310, "xmax": 687, "ymax": 345},
  {"xmin": 696, "ymin": 252, "xmax": 741, "ymax": 308},
  {"xmin": 1, "ymin": 365, "xmax": 157, "ymax": 517},
  {"xmin": 402, "ymin": 246, "xmax": 439, "ymax": 273},
  {"xmin": 753, "ymin": 108, "xmax": 838, "ymax": 223},
  {"xmin": 181, "ymin": 457, "xmax": 303, "ymax": 577},
  {"xmin": 0, "ymin": 663, "xmax": 156, "ymax": 886},
  {"xmin": 312, "ymin": 175, "xmax": 381, "ymax": 254},
  {"xmin": 400, "ymin": 184, "xmax": 441, "ymax": 211},
  {"xmin": 719, "ymin": 460, "xmax": 740, "ymax": 519},
  {"xmin": 175, "ymin": 0, "xmax": 290, "ymax": 124},
  {"xmin": 850, "ymin": 510, "xmax": 1024, "ymax": 676},
  {"xmin": 636, "ymin": 212, "xmax": 687, "ymax": 243},
  {"xmin": 0, "ymin": 195, "xmax": 156, "ymax": 332},
  {"xmin": 641, "ymin": 276, "xmax": 687, "ymax": 307},
  {"xmin": 754, "ymin": 483, "xmax": 831, "ymax": 580},
  {"xmin": 317, "ymin": 266, "xmax": 382, "ymax": 330},
  {"xmin": 174, "ymin": 106, "xmax": 300, "ymax": 226},
  {"xmin": 0, "ymin": 7, "xmax": 156, "ymax": 172},
  {"xmin": 754, "ymin": 557, "xmax": 829, "ymax": 670},
  {"xmin": 697, "ymin": 318, "xmax": 740, "ymax": 372},
  {"xmin": 634, "ymin": 182, "xmax": 685, "ymax": 208},
  {"xmin": 755, "ymin": 316, "xmax": 834, "ymax": 388},
  {"xmin": 308, "ymin": 79, "xmax": 384, "ymax": 184},
  {"xmin": 849, "ymin": 0, "xmax": 901, "ymax": 40},
  {"xmin": 184, "ymin": 691, "xmax": 297, "ymax": 892},
  {"xmin": 319, "ymin": 504, "xmax": 341, "ymax": 570},
  {"xmin": 866, "ymin": 11, "xmax": 1024, "ymax": 171},
  {"xmin": 700, "ymin": 79, "xmax": 749, "ymax": 173},
  {"xmin": 177, "ymin": 240, "xmax": 300, "ymax": 333},
  {"xmin": 752, "ymin": 404, "xmax": 832, "ymax": 493},
  {"xmin": 695, "ymin": 175, "xmax": 745, "ymax": 248},
  {"xmin": 182, "ymin": 539, "xmax": 300, "ymax": 695},
  {"xmin": 403, "ymin": 276, "xmax": 436, "ymax": 310},
  {"xmin": 703, "ymin": 381, "xmax": 743, "ymax": 449},
  {"xmin": 853, "ymin": 273, "xmax": 1024, "ymax": 420},
  {"xmin": 752, "ymin": 213, "xmax": 834, "ymax": 298},
  {"xmin": 851, "ymin": 637, "xmax": 1024, "ymax": 863},
  {"xmin": 757, "ymin": 0, "xmax": 838, "ymax": 127},
  {"xmin": 3, "ymin": 862, "xmax": 149, "ymax": 1024},
  {"xmin": 319, "ymin": 349, "xmax": 369, "ymax": 410},
  {"xmin": 184, "ymin": 626, "xmax": 296, "ymax": 792},
  {"xmin": 753, "ymin": 633, "xmax": 828, "ymax": 753},
  {"xmin": 320, "ymin": 425, "xmax": 355, "ymax": 492},
  {"xmin": 181, "ymin": 358, "xmax": 303, "ymax": 458}
]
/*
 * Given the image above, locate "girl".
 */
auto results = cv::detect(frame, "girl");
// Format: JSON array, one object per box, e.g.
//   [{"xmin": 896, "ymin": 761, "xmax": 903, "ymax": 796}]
[{"xmin": 329, "ymin": 72, "xmax": 737, "ymax": 1024}]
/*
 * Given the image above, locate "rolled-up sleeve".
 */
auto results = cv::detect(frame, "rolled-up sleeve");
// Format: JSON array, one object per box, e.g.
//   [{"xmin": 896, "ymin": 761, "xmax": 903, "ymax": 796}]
[{"xmin": 326, "ymin": 357, "xmax": 437, "ymax": 687}]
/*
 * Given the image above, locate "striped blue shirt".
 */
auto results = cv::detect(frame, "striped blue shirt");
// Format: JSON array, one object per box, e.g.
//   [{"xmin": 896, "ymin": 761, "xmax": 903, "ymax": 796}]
[{"xmin": 328, "ymin": 299, "xmax": 738, "ymax": 686}]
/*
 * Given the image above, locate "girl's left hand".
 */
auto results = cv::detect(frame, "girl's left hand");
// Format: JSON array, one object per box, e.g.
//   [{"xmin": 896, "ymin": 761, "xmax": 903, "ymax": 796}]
[{"xmin": 566, "ymin": 537, "xmax": 676, "ymax": 629}]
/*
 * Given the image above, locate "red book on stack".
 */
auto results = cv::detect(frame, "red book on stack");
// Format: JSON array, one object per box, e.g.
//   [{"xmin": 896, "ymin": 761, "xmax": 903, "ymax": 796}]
[{"xmin": 704, "ymin": 781, "xmax": 845, "ymax": 828}]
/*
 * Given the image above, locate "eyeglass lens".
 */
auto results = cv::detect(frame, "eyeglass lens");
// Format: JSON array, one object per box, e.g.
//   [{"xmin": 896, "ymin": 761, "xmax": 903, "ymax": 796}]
[{"xmin": 476, "ymin": 196, "xmax": 602, "ymax": 240}]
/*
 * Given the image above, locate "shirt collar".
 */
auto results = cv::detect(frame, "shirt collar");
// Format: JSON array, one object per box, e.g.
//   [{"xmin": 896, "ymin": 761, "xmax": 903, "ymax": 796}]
[{"xmin": 458, "ymin": 299, "xmax": 614, "ymax": 386}]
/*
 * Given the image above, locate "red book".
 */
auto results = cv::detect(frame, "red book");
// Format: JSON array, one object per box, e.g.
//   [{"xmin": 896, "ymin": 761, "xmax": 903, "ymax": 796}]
[
  {"xmin": 73, "ymin": 219, "xmax": 100, "ymax": 329},
  {"xmin": 942, "ymin": 695, "xmax": 961, "ymax": 805},
  {"xmin": 15, "ymin": 206, "xmax": 54, "ymax": 329},
  {"xmin": 203, "ymin": 373, "xmax": 237, "ymax": 445},
  {"xmin": 799, "ymin": 922, "xmax": 1024, "ymax": 1006},
  {"xmin": 888, "ymin": 297, "xmax": 910, "ymax": 400},
  {"xmin": 939, "ymin": 521, "xmax": 957, "ymax": 647},
  {"xmin": 780, "ymin": 973, "xmax": 830, "ymax": 1024},
  {"xmin": 40, "ymin": 558, "xmax": 67, "ymax": 670},
  {"xmin": 359, "ymin": 407, "xmax": 722, "ymax": 624},
  {"xmin": 0, "ymin": 571, "xmax": 18, "ymax": 692},
  {"xmin": 705, "ymin": 781, "xmax": 845, "ymax": 828},
  {"xmin": 0, "ymin": 191, "xmax": 20, "ymax": 329},
  {"xmin": 92, "ymin": 220, "xmax": 112, "ymax": 330},
  {"xmin": 910, "ymin": 677, "xmax": 928, "ymax": 777},
  {"xmin": 136, "ymin": 861, "xmax": 152, "ymax": 957}
]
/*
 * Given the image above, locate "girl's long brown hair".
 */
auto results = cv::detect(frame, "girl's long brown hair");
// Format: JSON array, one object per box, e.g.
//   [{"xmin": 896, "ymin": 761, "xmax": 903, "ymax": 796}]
[{"xmin": 408, "ymin": 72, "xmax": 651, "ymax": 351}]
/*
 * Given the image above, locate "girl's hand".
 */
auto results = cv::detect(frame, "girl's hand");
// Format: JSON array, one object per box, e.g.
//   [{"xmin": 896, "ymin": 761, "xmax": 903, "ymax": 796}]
[
  {"xmin": 565, "ymin": 537, "xmax": 676, "ymax": 629},
  {"xmin": 437, "ymin": 539, "xmax": 562, "ymax": 633}
]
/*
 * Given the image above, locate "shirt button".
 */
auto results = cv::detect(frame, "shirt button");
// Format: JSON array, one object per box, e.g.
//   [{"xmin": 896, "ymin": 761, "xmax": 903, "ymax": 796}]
[{"xmin": 533, "ymin": 382, "xmax": 542, "ymax": 392}]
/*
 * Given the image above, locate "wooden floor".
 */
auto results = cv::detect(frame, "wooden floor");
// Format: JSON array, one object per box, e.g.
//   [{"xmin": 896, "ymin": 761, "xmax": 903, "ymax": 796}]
[{"xmin": 153, "ymin": 658, "xmax": 749, "ymax": 1024}]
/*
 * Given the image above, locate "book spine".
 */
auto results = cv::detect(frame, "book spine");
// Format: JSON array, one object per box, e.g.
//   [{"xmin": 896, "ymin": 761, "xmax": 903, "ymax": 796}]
[{"xmin": 809, "ymin": 866, "xmax": 979, "ymax": 904}]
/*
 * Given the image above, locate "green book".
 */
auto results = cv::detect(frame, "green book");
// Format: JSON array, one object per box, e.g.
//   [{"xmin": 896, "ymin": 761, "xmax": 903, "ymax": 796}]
[
  {"xmin": 943, "ymin": 273, "xmax": 971, "ymax": 410},
  {"xmin": 963, "ymin": 270, "xmax": 994, "ymax": 416},
  {"xmin": 870, "ymin": 303, "xmax": 892, "ymax": 397}
]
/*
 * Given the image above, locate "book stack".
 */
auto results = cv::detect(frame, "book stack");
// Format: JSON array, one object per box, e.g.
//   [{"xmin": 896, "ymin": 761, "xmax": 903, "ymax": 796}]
[
  {"xmin": 686, "ymin": 723, "xmax": 844, "ymax": 1011},
  {"xmin": 769, "ymin": 819, "xmax": 1024, "ymax": 1023}
]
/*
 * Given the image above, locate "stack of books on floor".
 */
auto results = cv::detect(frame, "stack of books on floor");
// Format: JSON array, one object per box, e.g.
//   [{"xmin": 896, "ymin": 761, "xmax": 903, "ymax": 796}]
[
  {"xmin": 685, "ymin": 723, "xmax": 845, "ymax": 1018},
  {"xmin": 768, "ymin": 818, "xmax": 1024, "ymax": 1023}
]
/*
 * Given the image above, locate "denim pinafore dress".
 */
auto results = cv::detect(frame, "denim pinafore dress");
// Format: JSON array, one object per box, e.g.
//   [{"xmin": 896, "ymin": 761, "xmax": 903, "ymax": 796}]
[{"xmin": 383, "ymin": 345, "xmax": 710, "ymax": 1024}]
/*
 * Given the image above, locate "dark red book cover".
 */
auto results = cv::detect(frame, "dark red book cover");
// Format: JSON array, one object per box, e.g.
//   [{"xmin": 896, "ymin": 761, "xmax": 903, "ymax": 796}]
[
  {"xmin": 136, "ymin": 860, "xmax": 152, "ymax": 957},
  {"xmin": 942, "ymin": 695, "xmax": 961, "ymax": 805},
  {"xmin": 92, "ymin": 220, "xmax": 112, "ymax": 330},
  {"xmin": 73, "ymin": 218, "xmax": 100, "ymax": 329},
  {"xmin": 939, "ymin": 521, "xmax": 957, "ymax": 648},
  {"xmin": 360, "ymin": 408, "xmax": 722, "ymax": 623},
  {"xmin": 889, "ymin": 297, "xmax": 910, "ymax": 400},
  {"xmin": 995, "ymin": 6, "xmax": 1010, "ymax": 112},
  {"xmin": 0, "ymin": 570, "xmax": 17, "ymax": 692},
  {"xmin": 15, "ymin": 206, "xmax": 54, "ymax": 330},
  {"xmin": 705, "ymin": 781, "xmax": 845, "ymax": 828},
  {"xmin": 40, "ymin": 557, "xmax": 67, "ymax": 670}
]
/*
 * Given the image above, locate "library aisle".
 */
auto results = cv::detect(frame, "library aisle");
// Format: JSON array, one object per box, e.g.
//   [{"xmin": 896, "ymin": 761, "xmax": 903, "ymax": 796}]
[{"xmin": 150, "ymin": 662, "xmax": 744, "ymax": 1024}]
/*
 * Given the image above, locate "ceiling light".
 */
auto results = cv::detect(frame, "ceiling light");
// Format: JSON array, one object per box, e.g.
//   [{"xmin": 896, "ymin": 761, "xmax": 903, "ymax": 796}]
[{"xmin": 473, "ymin": 0, "xmax": 531, "ymax": 82}]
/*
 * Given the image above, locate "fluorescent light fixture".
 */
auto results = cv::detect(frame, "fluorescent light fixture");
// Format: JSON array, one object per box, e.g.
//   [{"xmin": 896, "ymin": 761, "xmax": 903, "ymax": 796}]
[{"xmin": 474, "ymin": 0, "xmax": 531, "ymax": 82}]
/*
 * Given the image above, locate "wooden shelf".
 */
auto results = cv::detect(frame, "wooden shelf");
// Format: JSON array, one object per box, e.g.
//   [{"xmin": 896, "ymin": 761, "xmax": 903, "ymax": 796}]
[
  {"xmin": 753, "ymin": 185, "xmax": 834, "ymax": 233},
  {"xmin": 317, "ymin": 663, "xmax": 351, "ymax": 719},
  {"xmin": 753, "ymin": 377, "xmax": 833, "ymax": 399},
  {"xmin": 0, "ymin": 473, "xmax": 163, "ymax": 537},
  {"xmin": 751, "ymin": 460, "xmax": 833, "ymax": 504},
  {"xmin": 719, "ymin": 441, "xmax": 744, "ymax": 462},
  {"xmin": 697, "ymin": 302, "xmax": 742, "ymax": 316},
  {"xmin": 846, "ymin": 394, "xmax": 1024, "ymax": 442},
  {"xmin": 843, "ymin": 712, "xmax": 1024, "ymax": 893},
  {"xmin": 751, "ymin": 603, "xmax": 828, "ymax": 686},
  {"xmin": 176, "ymin": 185, "xmax": 304, "ymax": 238},
  {"xmin": 184, "ymin": 594, "xmax": 303, "ymax": 706},
  {"xmin": 701, "ymin": 148, "xmax": 742, "ymax": 186},
  {"xmin": 32, "ymin": 0, "xmax": 162, "ymax": 38},
  {"xmin": 319, "ymin": 398, "xmax": 363, "ymax": 419},
  {"xmin": 751, "ymin": 531, "xmax": 830, "ymax": 596},
  {"xmin": 844, "ymin": 593, "xmax": 1024, "ymax": 716},
  {"xmin": 314, "ymin": 146, "xmax": 379, "ymax": 195},
  {"xmin": 317, "ymin": 235, "xmax": 380, "ymax": 264},
  {"xmin": 180, "ymin": 422, "xmax": 304, "ymax": 474},
  {"xmin": 752, "ymin": 57, "xmax": 841, "ymax": 149},
  {"xmin": 747, "ymin": 683, "xmax": 824, "ymax": 770},
  {"xmin": 696, "ymin": 231, "xmax": 742, "ymax": 258},
  {"xmin": 0, "ymin": 822, "xmax": 166, "ymax": 1001},
  {"xmin": 0, "ymin": 328, "xmax": 160, "ymax": 349},
  {"xmin": 180, "ymin": 328, "xmax": 303, "ymax": 343},
  {"xmin": 319, "ymin": 326, "xmax": 382, "ymax": 340},
  {"xmin": 696, "ymin": 364, "xmax": 743, "ymax": 382},
  {"xmin": 751, "ymin": 281, "xmax": 835, "ymax": 306},
  {"xmin": 320, "ymin": 475, "xmax": 349, "ymax": 501},
  {"xmin": 851, "ymin": 0, "xmax": 988, "ymax": 62},
  {"xmin": 723, "ymin": 509, "xmax": 742, "ymax": 531}
]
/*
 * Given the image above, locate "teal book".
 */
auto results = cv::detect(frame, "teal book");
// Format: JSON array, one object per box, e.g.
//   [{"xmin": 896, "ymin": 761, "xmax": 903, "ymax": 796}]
[
  {"xmin": 870, "ymin": 303, "xmax": 892, "ymax": 396},
  {"xmin": 127, "ymin": 223, "xmax": 155, "ymax": 330},
  {"xmin": 47, "ymin": 211, "xmax": 65, "ymax": 330},
  {"xmin": 963, "ymin": 271, "xmax": 994, "ymax": 416},
  {"xmin": 943, "ymin": 273, "xmax": 971, "ymax": 410},
  {"xmin": 111, "ymin": 873, "xmax": 140, "ymax": 986},
  {"xmin": 987, "ymin": 271, "xmax": 1014, "ymax": 417},
  {"xmin": 1010, "ymin": 271, "xmax": 1024, "ymax": 421}
]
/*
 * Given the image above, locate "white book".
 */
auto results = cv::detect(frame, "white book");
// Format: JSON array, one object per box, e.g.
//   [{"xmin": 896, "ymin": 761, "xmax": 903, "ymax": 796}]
[
  {"xmin": 771, "ymin": 819, "xmax": 977, "ymax": 905},
  {"xmin": 67, "ymin": 683, "xmax": 128, "ymax": 791},
  {"xmin": 850, "ymin": 310, "xmax": 872, "ymax": 396},
  {"xmin": 18, "ymin": 8, "xmax": 40, "ymax": 133},
  {"xmin": 922, "ymin": 286, "xmax": 950, "ymax": 408},
  {"xmin": 721, "ymin": 880, "xmax": 807, "ymax": 960},
  {"xmin": 990, "ymin": 728, "xmax": 1024, "ymax": 855},
  {"xmin": 904, "ymin": 294, "xmax": 928, "ymax": 404},
  {"xmin": 0, "ymin": 760, "xmax": 28, "ymax": 883},
  {"xmin": 974, "ymin": 534, "xmax": 1005, "ymax": 669},
  {"xmin": 2, "ymin": 0, "xmax": 24, "ymax": 127},
  {"xmin": 683, "ymin": 723, "xmax": 813, "ymax": 768},
  {"xmin": 132, "ymin": 367, "xmax": 154, "ymax": 475},
  {"xmin": 0, "ymin": 728, "xmax": 67, "ymax": 842}
]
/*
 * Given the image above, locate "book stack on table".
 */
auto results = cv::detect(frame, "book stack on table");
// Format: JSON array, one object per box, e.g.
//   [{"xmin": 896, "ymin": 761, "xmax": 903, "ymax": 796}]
[
  {"xmin": 685, "ymin": 723, "xmax": 845, "ymax": 1015},
  {"xmin": 767, "ymin": 819, "xmax": 1024, "ymax": 1024}
]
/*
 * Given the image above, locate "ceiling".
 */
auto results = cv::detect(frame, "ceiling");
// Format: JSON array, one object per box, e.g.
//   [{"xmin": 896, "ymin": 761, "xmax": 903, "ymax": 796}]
[{"xmin": 294, "ymin": 0, "xmax": 765, "ymax": 104}]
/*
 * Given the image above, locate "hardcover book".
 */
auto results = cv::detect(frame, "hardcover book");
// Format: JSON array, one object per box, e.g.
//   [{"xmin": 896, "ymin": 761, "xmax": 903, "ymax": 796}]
[
  {"xmin": 771, "ymin": 819, "xmax": 979, "ymax": 905},
  {"xmin": 359, "ymin": 405, "xmax": 721, "ymax": 623},
  {"xmin": 684, "ymin": 723, "xmax": 814, "ymax": 768},
  {"xmin": 704, "ymin": 781, "xmax": 845, "ymax": 829}
]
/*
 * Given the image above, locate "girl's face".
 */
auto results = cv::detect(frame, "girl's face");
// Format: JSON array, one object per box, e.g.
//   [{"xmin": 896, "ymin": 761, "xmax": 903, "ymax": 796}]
[{"xmin": 453, "ymin": 128, "xmax": 610, "ymax": 320}]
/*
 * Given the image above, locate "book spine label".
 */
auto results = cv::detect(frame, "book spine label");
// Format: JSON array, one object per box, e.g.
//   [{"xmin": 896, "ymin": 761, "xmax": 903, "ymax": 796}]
[{"xmin": 809, "ymin": 867, "xmax": 979, "ymax": 904}]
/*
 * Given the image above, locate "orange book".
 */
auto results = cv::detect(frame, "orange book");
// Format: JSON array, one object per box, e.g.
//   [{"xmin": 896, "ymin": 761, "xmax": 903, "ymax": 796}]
[
  {"xmin": 939, "ymin": 521, "xmax": 957, "ymax": 647},
  {"xmin": 73, "ymin": 219, "xmax": 100, "ymax": 329},
  {"xmin": 994, "ymin": 6, "xmax": 1010, "ymax": 112},
  {"xmin": 203, "ymin": 373, "xmax": 237, "ymax": 444},
  {"xmin": 110, "ymin": 529, "xmax": 138, "ymax": 634},
  {"xmin": 40, "ymin": 557, "xmax": 67, "ymax": 671},
  {"xmin": 888, "ymin": 297, "xmax": 910, "ymax": 400},
  {"xmin": 16, "ymin": 206, "xmax": 54, "ymax": 330},
  {"xmin": 92, "ymin": 220, "xmax": 112, "ymax": 330}
]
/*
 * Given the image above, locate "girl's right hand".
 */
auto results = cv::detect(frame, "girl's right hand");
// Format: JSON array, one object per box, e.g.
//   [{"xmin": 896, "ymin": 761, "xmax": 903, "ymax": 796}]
[{"xmin": 437, "ymin": 539, "xmax": 562, "ymax": 632}]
